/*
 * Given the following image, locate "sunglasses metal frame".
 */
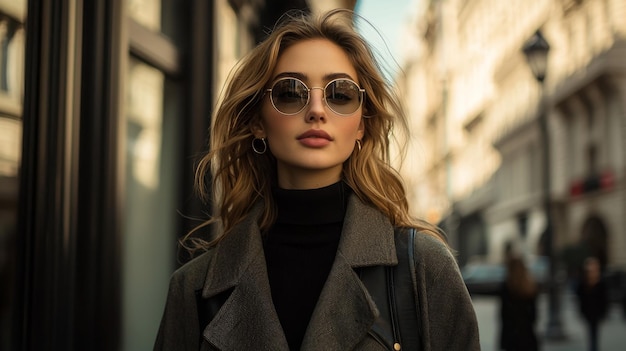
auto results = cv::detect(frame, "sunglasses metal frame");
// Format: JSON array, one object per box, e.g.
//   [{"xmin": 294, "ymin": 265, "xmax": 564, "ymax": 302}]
[{"xmin": 265, "ymin": 77, "xmax": 365, "ymax": 116}]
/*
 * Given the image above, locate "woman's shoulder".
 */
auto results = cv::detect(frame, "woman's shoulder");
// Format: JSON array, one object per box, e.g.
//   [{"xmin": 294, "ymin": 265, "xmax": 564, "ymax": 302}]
[
  {"xmin": 170, "ymin": 248, "xmax": 216, "ymax": 283},
  {"xmin": 396, "ymin": 227, "xmax": 457, "ymax": 270},
  {"xmin": 406, "ymin": 228, "xmax": 452, "ymax": 257}
]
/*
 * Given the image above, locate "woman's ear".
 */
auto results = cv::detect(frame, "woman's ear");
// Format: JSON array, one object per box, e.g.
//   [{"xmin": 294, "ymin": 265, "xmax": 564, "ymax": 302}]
[
  {"xmin": 250, "ymin": 122, "xmax": 265, "ymax": 138},
  {"xmin": 357, "ymin": 118, "xmax": 365, "ymax": 140}
]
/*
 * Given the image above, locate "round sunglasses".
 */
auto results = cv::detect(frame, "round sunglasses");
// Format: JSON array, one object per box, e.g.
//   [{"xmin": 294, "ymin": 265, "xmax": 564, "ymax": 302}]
[{"xmin": 266, "ymin": 77, "xmax": 365, "ymax": 116}]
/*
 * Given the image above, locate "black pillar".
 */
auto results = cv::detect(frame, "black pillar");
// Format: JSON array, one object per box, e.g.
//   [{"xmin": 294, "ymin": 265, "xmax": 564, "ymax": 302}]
[{"xmin": 16, "ymin": 0, "xmax": 124, "ymax": 349}]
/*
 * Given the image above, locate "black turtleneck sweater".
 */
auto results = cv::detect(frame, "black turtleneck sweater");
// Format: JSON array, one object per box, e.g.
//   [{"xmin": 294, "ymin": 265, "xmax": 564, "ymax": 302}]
[{"xmin": 263, "ymin": 181, "xmax": 349, "ymax": 350}]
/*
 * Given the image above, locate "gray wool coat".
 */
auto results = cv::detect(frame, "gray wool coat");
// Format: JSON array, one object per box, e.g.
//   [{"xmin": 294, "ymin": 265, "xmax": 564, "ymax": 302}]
[{"xmin": 154, "ymin": 194, "xmax": 481, "ymax": 351}]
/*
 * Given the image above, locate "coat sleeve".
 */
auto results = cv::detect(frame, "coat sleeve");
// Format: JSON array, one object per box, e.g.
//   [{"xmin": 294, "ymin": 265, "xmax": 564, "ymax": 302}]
[
  {"xmin": 414, "ymin": 233, "xmax": 481, "ymax": 351},
  {"xmin": 154, "ymin": 254, "xmax": 211, "ymax": 351}
]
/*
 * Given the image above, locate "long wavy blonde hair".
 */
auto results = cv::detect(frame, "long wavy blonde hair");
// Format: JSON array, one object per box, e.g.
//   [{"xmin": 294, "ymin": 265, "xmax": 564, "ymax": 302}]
[
  {"xmin": 183, "ymin": 9, "xmax": 444, "ymax": 253},
  {"xmin": 505, "ymin": 256, "xmax": 538, "ymax": 299}
]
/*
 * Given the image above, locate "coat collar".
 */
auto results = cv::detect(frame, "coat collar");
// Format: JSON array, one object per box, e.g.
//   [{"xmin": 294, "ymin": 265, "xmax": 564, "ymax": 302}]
[{"xmin": 201, "ymin": 194, "xmax": 397, "ymax": 350}]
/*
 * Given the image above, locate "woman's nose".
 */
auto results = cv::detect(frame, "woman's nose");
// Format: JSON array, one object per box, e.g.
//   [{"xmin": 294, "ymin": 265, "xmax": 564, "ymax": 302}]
[{"xmin": 306, "ymin": 88, "xmax": 326, "ymax": 122}]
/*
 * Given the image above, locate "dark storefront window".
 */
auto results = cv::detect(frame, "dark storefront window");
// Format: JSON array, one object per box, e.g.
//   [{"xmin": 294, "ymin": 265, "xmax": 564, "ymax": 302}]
[
  {"xmin": 123, "ymin": 57, "xmax": 181, "ymax": 350},
  {"xmin": 124, "ymin": 1, "xmax": 191, "ymax": 349},
  {"xmin": 0, "ymin": 0, "xmax": 25, "ymax": 349}
]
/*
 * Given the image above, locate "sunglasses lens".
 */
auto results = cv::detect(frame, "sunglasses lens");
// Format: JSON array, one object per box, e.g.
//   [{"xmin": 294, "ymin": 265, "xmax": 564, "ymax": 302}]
[
  {"xmin": 325, "ymin": 79, "xmax": 362, "ymax": 115},
  {"xmin": 270, "ymin": 79, "xmax": 308, "ymax": 114}
]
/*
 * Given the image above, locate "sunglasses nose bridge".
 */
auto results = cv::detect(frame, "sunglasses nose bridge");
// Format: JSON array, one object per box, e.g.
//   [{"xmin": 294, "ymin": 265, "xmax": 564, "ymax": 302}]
[
  {"xmin": 309, "ymin": 86, "xmax": 325, "ymax": 96},
  {"xmin": 307, "ymin": 86, "xmax": 327, "ymax": 111},
  {"xmin": 307, "ymin": 85, "xmax": 326, "ymax": 100}
]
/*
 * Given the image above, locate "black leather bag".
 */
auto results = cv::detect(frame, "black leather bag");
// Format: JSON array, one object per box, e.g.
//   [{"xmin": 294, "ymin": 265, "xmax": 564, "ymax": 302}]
[{"xmin": 359, "ymin": 227, "xmax": 422, "ymax": 351}]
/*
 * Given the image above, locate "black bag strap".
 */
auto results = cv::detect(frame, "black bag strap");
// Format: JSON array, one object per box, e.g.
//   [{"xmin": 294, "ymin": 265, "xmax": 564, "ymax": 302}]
[
  {"xmin": 360, "ymin": 227, "xmax": 421, "ymax": 350},
  {"xmin": 393, "ymin": 228, "xmax": 421, "ymax": 350},
  {"xmin": 387, "ymin": 260, "xmax": 402, "ymax": 349}
]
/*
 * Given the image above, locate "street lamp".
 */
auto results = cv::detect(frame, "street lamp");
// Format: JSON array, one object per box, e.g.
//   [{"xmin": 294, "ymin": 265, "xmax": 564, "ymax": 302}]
[
  {"xmin": 523, "ymin": 31, "xmax": 550, "ymax": 82},
  {"xmin": 522, "ymin": 30, "xmax": 566, "ymax": 340}
]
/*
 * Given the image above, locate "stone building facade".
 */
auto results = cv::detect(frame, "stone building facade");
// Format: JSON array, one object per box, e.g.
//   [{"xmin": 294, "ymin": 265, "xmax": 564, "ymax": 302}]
[{"xmin": 399, "ymin": 0, "xmax": 626, "ymax": 269}]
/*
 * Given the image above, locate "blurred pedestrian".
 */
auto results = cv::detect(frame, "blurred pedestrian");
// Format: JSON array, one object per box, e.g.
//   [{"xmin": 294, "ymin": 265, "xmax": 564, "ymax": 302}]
[
  {"xmin": 576, "ymin": 256, "xmax": 609, "ymax": 351},
  {"xmin": 499, "ymin": 256, "xmax": 540, "ymax": 351}
]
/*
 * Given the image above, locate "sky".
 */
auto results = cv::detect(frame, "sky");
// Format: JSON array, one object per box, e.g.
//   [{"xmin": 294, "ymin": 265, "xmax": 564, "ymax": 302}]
[{"xmin": 354, "ymin": 0, "xmax": 417, "ymax": 81}]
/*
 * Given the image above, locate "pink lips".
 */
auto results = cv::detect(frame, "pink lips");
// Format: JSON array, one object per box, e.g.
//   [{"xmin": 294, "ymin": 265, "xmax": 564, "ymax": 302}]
[{"xmin": 297, "ymin": 129, "xmax": 332, "ymax": 148}]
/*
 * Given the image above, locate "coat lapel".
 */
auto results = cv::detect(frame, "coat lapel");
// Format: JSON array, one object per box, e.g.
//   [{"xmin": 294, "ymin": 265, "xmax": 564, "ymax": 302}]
[
  {"xmin": 199, "ymin": 194, "xmax": 398, "ymax": 351},
  {"xmin": 300, "ymin": 252, "xmax": 378, "ymax": 350},
  {"xmin": 300, "ymin": 194, "xmax": 398, "ymax": 350},
  {"xmin": 200, "ymin": 203, "xmax": 289, "ymax": 350}
]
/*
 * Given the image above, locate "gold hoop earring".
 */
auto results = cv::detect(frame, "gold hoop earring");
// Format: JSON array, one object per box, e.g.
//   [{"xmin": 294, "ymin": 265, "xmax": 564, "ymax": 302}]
[
  {"xmin": 356, "ymin": 139, "xmax": 362, "ymax": 151},
  {"xmin": 252, "ymin": 137, "xmax": 267, "ymax": 154}
]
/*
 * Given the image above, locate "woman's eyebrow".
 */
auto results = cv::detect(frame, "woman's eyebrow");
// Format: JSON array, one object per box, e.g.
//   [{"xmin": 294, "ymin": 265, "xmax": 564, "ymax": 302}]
[
  {"xmin": 323, "ymin": 72, "xmax": 355, "ymax": 81},
  {"xmin": 271, "ymin": 72, "xmax": 356, "ymax": 82},
  {"xmin": 272, "ymin": 72, "xmax": 307, "ymax": 81}
]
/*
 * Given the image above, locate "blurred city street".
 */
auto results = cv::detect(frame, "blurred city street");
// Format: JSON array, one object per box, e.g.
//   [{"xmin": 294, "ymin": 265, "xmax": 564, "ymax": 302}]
[
  {"xmin": 2, "ymin": 0, "xmax": 626, "ymax": 349},
  {"xmin": 473, "ymin": 292, "xmax": 626, "ymax": 351}
]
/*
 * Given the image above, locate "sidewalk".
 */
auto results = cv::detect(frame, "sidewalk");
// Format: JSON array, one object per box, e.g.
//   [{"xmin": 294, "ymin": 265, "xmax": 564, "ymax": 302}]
[
  {"xmin": 472, "ymin": 292, "xmax": 626, "ymax": 351},
  {"xmin": 538, "ymin": 293, "xmax": 625, "ymax": 351}
]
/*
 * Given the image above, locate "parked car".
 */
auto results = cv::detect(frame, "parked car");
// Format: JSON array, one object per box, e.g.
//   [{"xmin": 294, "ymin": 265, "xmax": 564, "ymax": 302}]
[
  {"xmin": 461, "ymin": 262, "xmax": 505, "ymax": 296},
  {"xmin": 461, "ymin": 256, "xmax": 550, "ymax": 296}
]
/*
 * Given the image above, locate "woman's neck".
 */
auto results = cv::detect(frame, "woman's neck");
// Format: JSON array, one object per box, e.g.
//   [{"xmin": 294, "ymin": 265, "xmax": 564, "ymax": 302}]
[
  {"xmin": 276, "ymin": 166, "xmax": 342, "ymax": 190},
  {"xmin": 273, "ymin": 181, "xmax": 349, "ymax": 225}
]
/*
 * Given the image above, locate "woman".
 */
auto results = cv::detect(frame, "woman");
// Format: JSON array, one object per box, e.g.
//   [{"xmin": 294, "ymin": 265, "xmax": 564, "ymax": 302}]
[
  {"xmin": 499, "ymin": 256, "xmax": 539, "ymax": 351},
  {"xmin": 576, "ymin": 256, "xmax": 608, "ymax": 351},
  {"xmin": 154, "ymin": 9, "xmax": 479, "ymax": 351}
]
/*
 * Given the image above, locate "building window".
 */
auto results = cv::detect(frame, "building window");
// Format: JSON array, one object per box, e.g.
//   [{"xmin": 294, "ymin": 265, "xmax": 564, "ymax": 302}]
[
  {"xmin": 0, "ymin": 6, "xmax": 25, "ymax": 175},
  {"xmin": 128, "ymin": 0, "xmax": 161, "ymax": 31},
  {"xmin": 123, "ymin": 1, "xmax": 184, "ymax": 349},
  {"xmin": 0, "ymin": 0, "xmax": 25, "ymax": 349},
  {"xmin": 123, "ymin": 57, "xmax": 181, "ymax": 351}
]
